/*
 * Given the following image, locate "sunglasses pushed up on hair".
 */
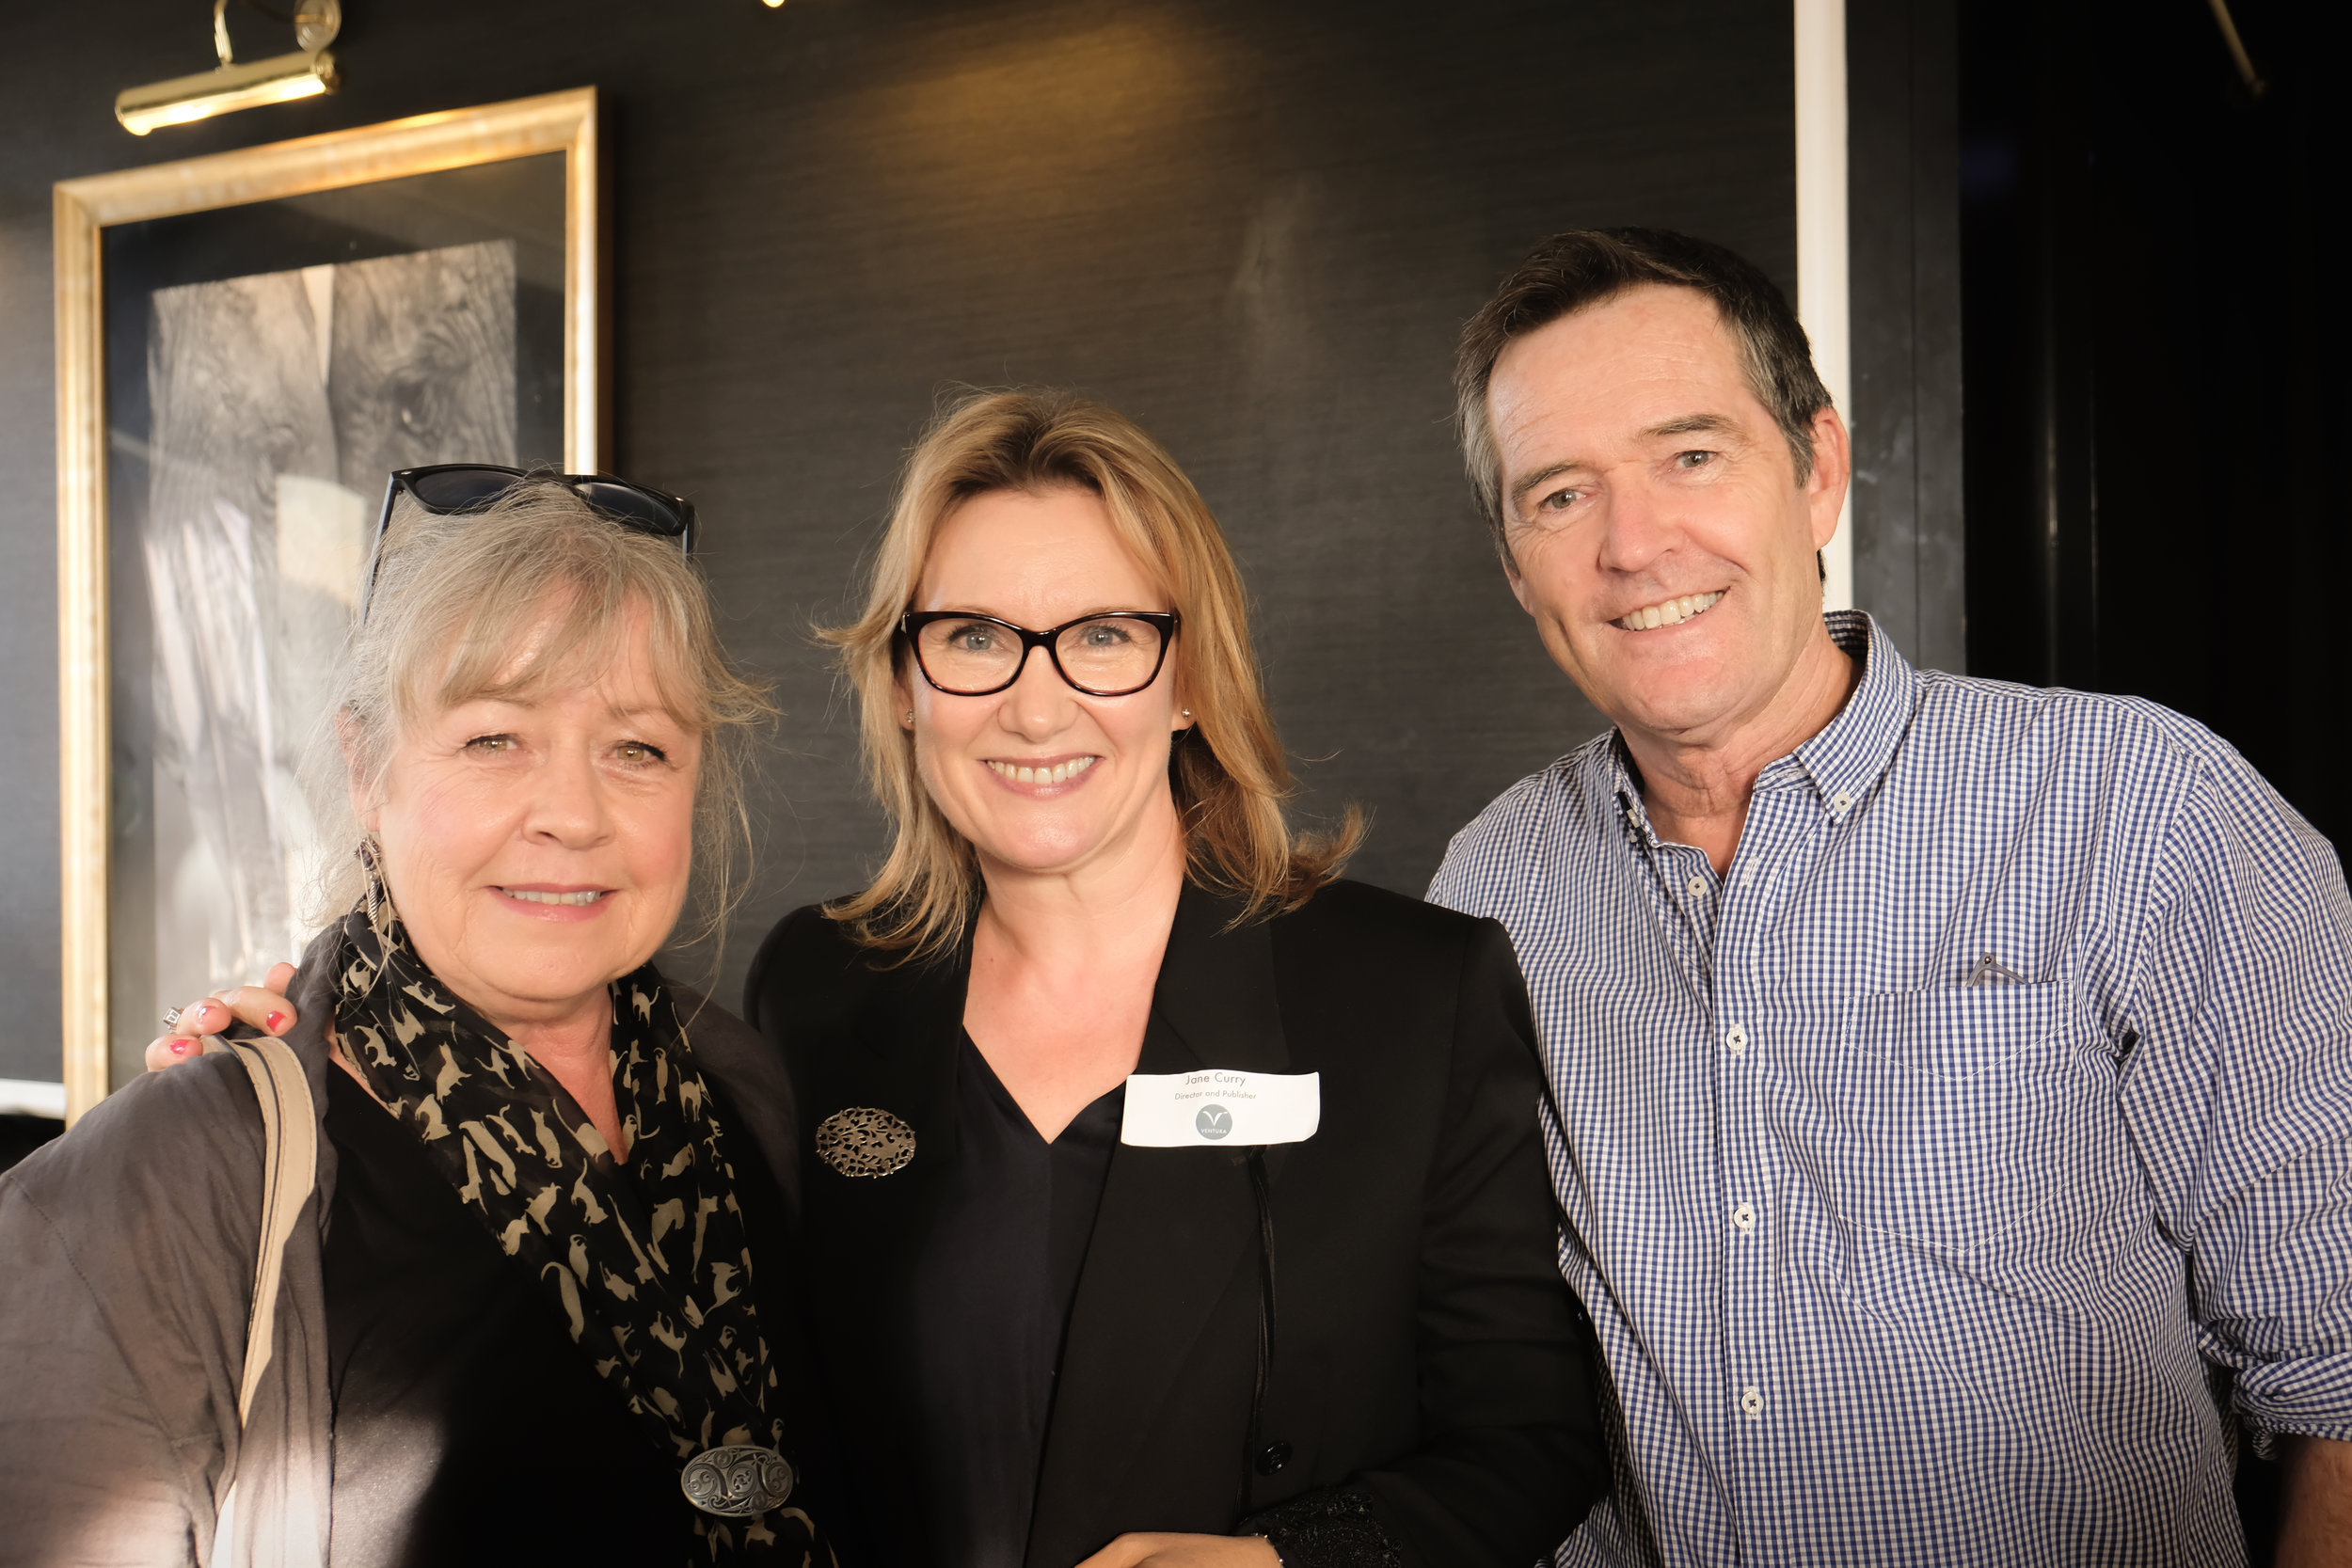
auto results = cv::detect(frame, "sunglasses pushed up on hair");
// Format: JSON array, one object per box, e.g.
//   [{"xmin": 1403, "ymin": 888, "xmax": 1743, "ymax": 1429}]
[{"xmin": 363, "ymin": 464, "xmax": 697, "ymax": 621}]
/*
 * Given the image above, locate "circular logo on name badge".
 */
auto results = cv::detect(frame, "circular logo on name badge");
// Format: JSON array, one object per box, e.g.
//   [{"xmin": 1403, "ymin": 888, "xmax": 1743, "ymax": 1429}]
[{"xmin": 1195, "ymin": 1102, "xmax": 1232, "ymax": 1140}]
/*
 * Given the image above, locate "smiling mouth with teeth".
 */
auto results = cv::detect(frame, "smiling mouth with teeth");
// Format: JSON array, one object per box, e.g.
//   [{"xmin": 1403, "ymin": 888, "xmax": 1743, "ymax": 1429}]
[
  {"xmin": 1613, "ymin": 591, "xmax": 1725, "ymax": 631},
  {"xmin": 986, "ymin": 756, "xmax": 1099, "ymax": 787},
  {"xmin": 500, "ymin": 888, "xmax": 610, "ymax": 906}
]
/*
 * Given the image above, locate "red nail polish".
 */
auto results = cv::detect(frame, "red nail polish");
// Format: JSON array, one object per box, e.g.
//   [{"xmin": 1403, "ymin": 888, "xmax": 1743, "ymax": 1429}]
[
  {"xmin": 265, "ymin": 1012, "xmax": 287, "ymax": 1033},
  {"xmin": 170, "ymin": 1039, "xmax": 190, "ymax": 1056}
]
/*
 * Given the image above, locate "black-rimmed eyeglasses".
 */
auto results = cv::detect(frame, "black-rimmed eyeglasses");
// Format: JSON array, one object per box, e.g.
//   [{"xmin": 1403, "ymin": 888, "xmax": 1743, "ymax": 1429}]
[
  {"xmin": 363, "ymin": 465, "xmax": 697, "ymax": 621},
  {"xmin": 900, "ymin": 610, "xmax": 1180, "ymax": 697}
]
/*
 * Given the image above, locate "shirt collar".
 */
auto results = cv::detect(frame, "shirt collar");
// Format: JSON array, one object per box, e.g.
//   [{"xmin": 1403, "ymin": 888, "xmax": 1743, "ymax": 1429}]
[
  {"xmin": 1591, "ymin": 610, "xmax": 1918, "ymax": 837},
  {"xmin": 1775, "ymin": 610, "xmax": 1915, "ymax": 817}
]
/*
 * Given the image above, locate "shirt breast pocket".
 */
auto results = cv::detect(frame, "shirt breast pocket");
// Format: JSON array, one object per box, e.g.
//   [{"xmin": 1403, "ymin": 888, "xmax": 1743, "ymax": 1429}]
[{"xmin": 1827, "ymin": 983, "xmax": 2071, "ymax": 1257}]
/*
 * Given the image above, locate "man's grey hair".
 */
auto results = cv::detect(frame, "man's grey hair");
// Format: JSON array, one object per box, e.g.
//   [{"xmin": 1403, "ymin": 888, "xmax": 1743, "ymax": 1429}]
[{"xmin": 1453, "ymin": 228, "xmax": 1833, "ymax": 567}]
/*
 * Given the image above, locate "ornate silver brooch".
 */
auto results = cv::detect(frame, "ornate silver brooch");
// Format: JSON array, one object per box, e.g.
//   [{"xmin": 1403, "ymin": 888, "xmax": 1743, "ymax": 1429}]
[{"xmin": 681, "ymin": 1444, "xmax": 796, "ymax": 1517}]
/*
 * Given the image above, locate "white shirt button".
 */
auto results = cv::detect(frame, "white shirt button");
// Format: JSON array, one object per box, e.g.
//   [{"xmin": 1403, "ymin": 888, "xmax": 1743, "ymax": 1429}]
[
  {"xmin": 1740, "ymin": 1386, "xmax": 1764, "ymax": 1419},
  {"xmin": 1686, "ymin": 876, "xmax": 1707, "ymax": 898},
  {"xmin": 1732, "ymin": 1201, "xmax": 1756, "ymax": 1233},
  {"xmin": 1831, "ymin": 790, "xmax": 1854, "ymax": 814},
  {"xmin": 1724, "ymin": 1024, "xmax": 1749, "ymax": 1055}
]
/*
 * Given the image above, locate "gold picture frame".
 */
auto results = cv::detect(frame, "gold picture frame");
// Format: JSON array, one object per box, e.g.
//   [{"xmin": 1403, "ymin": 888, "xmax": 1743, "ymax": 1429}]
[{"xmin": 55, "ymin": 88, "xmax": 605, "ymax": 1121}]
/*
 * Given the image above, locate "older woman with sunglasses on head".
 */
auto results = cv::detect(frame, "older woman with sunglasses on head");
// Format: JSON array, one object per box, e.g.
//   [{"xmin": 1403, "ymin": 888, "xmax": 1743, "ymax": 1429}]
[
  {"xmin": 748, "ymin": 389, "xmax": 1607, "ymax": 1568},
  {"xmin": 0, "ymin": 477, "xmax": 834, "ymax": 1567}
]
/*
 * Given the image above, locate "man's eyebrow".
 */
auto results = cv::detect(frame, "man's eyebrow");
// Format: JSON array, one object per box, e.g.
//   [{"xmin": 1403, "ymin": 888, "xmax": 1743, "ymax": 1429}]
[
  {"xmin": 1506, "ymin": 415, "xmax": 1752, "ymax": 508},
  {"xmin": 1642, "ymin": 413, "xmax": 1742, "ymax": 441},
  {"xmin": 1508, "ymin": 459, "xmax": 1589, "ymax": 508}
]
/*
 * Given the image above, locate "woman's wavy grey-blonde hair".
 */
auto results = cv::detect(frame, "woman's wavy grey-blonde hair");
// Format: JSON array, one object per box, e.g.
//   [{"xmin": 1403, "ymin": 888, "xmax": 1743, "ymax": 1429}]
[
  {"xmin": 819, "ymin": 388, "xmax": 1361, "ymax": 959},
  {"xmin": 306, "ymin": 479, "xmax": 773, "ymax": 949}
]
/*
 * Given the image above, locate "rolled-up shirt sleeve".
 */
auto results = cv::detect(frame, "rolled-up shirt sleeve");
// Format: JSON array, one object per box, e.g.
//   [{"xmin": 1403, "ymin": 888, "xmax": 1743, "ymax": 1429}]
[{"xmin": 2120, "ymin": 753, "xmax": 2352, "ymax": 1448}]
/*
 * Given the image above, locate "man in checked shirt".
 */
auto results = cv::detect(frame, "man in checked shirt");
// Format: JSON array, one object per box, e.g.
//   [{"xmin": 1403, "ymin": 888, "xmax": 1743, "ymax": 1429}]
[{"xmin": 1428, "ymin": 228, "xmax": 2352, "ymax": 1567}]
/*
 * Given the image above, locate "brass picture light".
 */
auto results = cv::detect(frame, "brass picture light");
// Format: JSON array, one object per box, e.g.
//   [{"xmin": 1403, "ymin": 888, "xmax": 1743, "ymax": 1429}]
[{"xmin": 116, "ymin": 0, "xmax": 342, "ymax": 135}]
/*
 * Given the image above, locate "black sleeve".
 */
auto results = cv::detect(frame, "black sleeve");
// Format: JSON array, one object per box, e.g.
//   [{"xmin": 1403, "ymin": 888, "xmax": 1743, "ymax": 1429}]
[
  {"xmin": 740, "ymin": 902, "xmax": 803, "ymax": 1038},
  {"xmin": 742, "ymin": 902, "xmax": 860, "ymax": 1056},
  {"xmin": 675, "ymin": 983, "xmax": 802, "ymax": 1223},
  {"xmin": 1247, "ymin": 918, "xmax": 1607, "ymax": 1567}
]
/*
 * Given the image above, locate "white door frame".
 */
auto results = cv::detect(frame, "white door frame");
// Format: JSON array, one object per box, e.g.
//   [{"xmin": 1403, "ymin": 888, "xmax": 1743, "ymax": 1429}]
[{"xmin": 1796, "ymin": 0, "xmax": 1853, "ymax": 611}]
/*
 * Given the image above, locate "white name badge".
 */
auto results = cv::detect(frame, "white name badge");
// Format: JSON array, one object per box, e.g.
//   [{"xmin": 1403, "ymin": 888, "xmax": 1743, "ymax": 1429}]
[{"xmin": 1120, "ymin": 1069, "xmax": 1321, "ymax": 1148}]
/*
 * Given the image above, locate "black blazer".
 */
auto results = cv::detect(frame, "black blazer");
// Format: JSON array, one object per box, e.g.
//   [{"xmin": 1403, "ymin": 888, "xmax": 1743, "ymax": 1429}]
[{"xmin": 745, "ymin": 879, "xmax": 1606, "ymax": 1568}]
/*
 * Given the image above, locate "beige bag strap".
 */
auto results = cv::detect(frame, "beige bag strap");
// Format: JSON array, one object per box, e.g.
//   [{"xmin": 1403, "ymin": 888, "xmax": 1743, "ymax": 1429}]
[
  {"xmin": 228, "ymin": 1037, "xmax": 317, "ymax": 1418},
  {"xmin": 214, "ymin": 1037, "xmax": 319, "ymax": 1561}
]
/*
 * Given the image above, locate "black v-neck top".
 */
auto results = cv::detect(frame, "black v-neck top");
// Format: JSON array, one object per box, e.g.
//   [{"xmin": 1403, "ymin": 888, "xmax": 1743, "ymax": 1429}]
[
  {"xmin": 905, "ymin": 1034, "xmax": 1125, "ymax": 1568},
  {"xmin": 320, "ymin": 1065, "xmax": 696, "ymax": 1566}
]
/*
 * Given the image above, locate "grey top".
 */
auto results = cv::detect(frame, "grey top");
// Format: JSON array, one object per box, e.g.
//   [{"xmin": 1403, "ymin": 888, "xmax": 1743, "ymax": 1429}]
[{"xmin": 0, "ymin": 929, "xmax": 797, "ymax": 1568}]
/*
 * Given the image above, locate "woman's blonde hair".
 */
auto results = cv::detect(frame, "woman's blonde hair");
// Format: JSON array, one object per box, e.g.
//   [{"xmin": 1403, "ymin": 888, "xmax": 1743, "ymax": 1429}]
[
  {"xmin": 309, "ymin": 479, "xmax": 774, "ymax": 950},
  {"xmin": 820, "ymin": 388, "xmax": 1361, "ymax": 958}
]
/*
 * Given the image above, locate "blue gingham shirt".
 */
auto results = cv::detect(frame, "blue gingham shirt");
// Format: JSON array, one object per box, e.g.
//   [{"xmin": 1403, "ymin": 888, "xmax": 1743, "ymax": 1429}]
[{"xmin": 1429, "ymin": 611, "xmax": 2352, "ymax": 1567}]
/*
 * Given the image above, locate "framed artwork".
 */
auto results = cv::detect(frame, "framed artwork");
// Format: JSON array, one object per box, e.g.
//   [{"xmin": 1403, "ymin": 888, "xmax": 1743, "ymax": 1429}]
[{"xmin": 55, "ymin": 88, "xmax": 604, "ymax": 1119}]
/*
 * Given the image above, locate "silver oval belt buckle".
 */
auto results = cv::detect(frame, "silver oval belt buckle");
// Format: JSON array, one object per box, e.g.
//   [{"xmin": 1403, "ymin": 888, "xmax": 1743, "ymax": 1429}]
[{"xmin": 681, "ymin": 1444, "xmax": 796, "ymax": 1517}]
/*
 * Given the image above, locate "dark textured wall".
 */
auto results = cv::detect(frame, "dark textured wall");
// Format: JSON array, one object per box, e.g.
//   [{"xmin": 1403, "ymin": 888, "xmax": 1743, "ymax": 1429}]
[
  {"xmin": 1849, "ymin": 0, "xmax": 1964, "ymax": 672},
  {"xmin": 0, "ymin": 0, "xmax": 1958, "ymax": 1087},
  {"xmin": 1958, "ymin": 0, "xmax": 2344, "ymax": 851}
]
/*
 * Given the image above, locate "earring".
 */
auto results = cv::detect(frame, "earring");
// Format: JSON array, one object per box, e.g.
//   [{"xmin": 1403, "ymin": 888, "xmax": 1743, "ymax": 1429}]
[
  {"xmin": 903, "ymin": 709, "xmax": 915, "ymax": 727},
  {"xmin": 1182, "ymin": 708, "xmax": 1193, "ymax": 719},
  {"xmin": 357, "ymin": 834, "xmax": 398, "ymax": 948}
]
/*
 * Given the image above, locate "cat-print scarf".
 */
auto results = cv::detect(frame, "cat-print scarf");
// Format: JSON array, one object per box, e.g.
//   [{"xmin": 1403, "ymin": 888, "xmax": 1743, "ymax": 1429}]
[{"xmin": 328, "ymin": 906, "xmax": 818, "ymax": 1560}]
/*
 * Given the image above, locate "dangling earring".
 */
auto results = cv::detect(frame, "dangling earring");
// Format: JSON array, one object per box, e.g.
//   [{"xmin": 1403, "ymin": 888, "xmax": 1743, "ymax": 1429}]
[{"xmin": 357, "ymin": 834, "xmax": 398, "ymax": 947}]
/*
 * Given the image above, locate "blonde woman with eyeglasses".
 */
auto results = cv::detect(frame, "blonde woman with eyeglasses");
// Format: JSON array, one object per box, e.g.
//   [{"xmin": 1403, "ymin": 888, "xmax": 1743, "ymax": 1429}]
[{"xmin": 746, "ymin": 389, "xmax": 1605, "ymax": 1568}]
